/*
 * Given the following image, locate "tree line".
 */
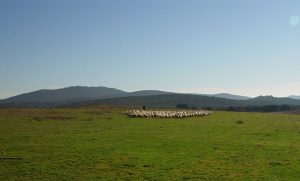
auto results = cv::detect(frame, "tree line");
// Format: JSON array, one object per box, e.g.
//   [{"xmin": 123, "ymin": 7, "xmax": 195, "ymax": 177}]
[{"xmin": 176, "ymin": 103, "xmax": 300, "ymax": 112}]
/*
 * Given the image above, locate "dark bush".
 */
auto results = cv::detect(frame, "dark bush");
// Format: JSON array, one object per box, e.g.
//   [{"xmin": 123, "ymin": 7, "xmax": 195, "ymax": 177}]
[{"xmin": 236, "ymin": 120, "xmax": 244, "ymax": 124}]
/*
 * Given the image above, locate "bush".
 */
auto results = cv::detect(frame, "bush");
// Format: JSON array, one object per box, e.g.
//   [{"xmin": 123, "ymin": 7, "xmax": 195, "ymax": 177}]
[{"xmin": 236, "ymin": 120, "xmax": 244, "ymax": 124}]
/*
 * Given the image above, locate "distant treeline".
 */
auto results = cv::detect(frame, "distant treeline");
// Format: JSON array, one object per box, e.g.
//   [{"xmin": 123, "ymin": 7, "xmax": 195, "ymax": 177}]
[
  {"xmin": 176, "ymin": 104, "xmax": 300, "ymax": 113},
  {"xmin": 223, "ymin": 105, "xmax": 300, "ymax": 112}
]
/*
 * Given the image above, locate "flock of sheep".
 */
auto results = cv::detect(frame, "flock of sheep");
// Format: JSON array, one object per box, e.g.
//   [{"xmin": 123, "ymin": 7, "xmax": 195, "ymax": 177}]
[{"xmin": 126, "ymin": 110, "xmax": 213, "ymax": 118}]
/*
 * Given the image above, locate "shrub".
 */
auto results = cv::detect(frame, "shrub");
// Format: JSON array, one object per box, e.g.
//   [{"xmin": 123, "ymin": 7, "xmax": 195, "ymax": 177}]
[{"xmin": 236, "ymin": 120, "xmax": 244, "ymax": 124}]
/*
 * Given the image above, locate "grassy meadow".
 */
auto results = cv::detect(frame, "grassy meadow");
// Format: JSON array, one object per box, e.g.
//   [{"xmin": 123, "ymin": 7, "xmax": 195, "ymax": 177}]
[{"xmin": 1, "ymin": 107, "xmax": 300, "ymax": 180}]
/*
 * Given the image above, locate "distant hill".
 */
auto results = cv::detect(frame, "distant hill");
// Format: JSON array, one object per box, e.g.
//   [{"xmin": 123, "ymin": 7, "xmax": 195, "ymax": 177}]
[
  {"xmin": 127, "ymin": 90, "xmax": 171, "ymax": 97},
  {"xmin": 0, "ymin": 86, "xmax": 126, "ymax": 103},
  {"xmin": 63, "ymin": 94, "xmax": 243, "ymax": 108},
  {"xmin": 288, "ymin": 95, "xmax": 300, "ymax": 99},
  {"xmin": 210, "ymin": 93, "xmax": 251, "ymax": 100},
  {"xmin": 1, "ymin": 86, "xmax": 300, "ymax": 109},
  {"xmin": 62, "ymin": 95, "xmax": 300, "ymax": 109},
  {"xmin": 246, "ymin": 96, "xmax": 300, "ymax": 106},
  {"xmin": 0, "ymin": 86, "xmax": 172, "ymax": 107}
]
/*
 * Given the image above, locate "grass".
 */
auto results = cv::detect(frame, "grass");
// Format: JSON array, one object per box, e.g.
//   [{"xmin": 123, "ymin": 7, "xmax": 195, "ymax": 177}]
[{"xmin": 1, "ymin": 107, "xmax": 300, "ymax": 180}]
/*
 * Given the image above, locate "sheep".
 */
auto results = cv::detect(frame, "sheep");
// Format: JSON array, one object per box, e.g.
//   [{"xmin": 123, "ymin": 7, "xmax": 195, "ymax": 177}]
[{"xmin": 126, "ymin": 110, "xmax": 212, "ymax": 118}]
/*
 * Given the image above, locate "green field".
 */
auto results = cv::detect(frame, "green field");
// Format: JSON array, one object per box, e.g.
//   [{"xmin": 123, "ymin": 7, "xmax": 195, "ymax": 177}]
[{"xmin": 1, "ymin": 107, "xmax": 300, "ymax": 180}]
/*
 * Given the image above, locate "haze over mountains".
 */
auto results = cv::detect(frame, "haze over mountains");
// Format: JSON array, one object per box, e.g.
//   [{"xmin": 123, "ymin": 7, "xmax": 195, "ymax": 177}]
[{"xmin": 0, "ymin": 86, "xmax": 300, "ymax": 108}]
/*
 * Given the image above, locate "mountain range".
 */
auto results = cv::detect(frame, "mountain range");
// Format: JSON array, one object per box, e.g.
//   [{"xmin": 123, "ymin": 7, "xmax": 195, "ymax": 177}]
[{"xmin": 0, "ymin": 86, "xmax": 299, "ymax": 108}]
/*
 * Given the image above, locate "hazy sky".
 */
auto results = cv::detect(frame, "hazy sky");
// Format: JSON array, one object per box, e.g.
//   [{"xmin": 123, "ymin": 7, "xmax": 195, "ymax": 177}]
[{"xmin": 1, "ymin": 0, "xmax": 300, "ymax": 98}]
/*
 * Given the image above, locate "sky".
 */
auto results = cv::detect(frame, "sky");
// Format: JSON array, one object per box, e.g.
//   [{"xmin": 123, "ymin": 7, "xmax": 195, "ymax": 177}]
[{"xmin": 0, "ymin": 0, "xmax": 300, "ymax": 99}]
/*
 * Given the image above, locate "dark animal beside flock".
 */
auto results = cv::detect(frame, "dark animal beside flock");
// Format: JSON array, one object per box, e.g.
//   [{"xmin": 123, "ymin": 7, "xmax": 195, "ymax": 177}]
[{"xmin": 126, "ymin": 110, "xmax": 213, "ymax": 118}]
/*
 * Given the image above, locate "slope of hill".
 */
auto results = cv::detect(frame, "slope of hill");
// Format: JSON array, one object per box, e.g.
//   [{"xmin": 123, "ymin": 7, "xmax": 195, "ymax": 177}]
[
  {"xmin": 63, "ymin": 95, "xmax": 300, "ymax": 109},
  {"xmin": 288, "ymin": 95, "xmax": 300, "ymax": 99},
  {"xmin": 126, "ymin": 90, "xmax": 171, "ymax": 97},
  {"xmin": 63, "ymin": 94, "xmax": 243, "ymax": 108},
  {"xmin": 0, "ymin": 86, "xmax": 126, "ymax": 103},
  {"xmin": 0, "ymin": 87, "xmax": 173, "ymax": 105},
  {"xmin": 0, "ymin": 87, "xmax": 173, "ymax": 108},
  {"xmin": 246, "ymin": 96, "xmax": 300, "ymax": 106},
  {"xmin": 211, "ymin": 93, "xmax": 251, "ymax": 100}
]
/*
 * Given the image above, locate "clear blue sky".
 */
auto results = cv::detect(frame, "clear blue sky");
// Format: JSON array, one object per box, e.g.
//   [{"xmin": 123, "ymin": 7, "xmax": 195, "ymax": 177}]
[{"xmin": 1, "ymin": 0, "xmax": 300, "ymax": 98}]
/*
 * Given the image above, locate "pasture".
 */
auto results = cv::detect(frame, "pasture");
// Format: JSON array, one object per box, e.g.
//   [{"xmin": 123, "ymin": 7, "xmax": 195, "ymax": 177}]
[{"xmin": 1, "ymin": 107, "xmax": 300, "ymax": 180}]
